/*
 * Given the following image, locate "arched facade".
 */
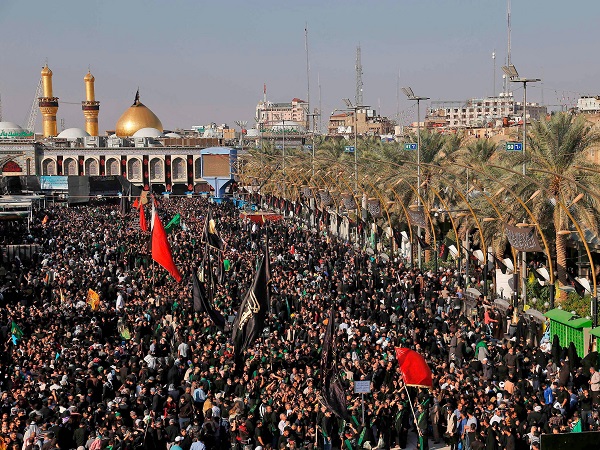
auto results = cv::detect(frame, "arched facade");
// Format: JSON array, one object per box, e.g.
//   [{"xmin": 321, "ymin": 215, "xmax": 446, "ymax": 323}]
[
  {"xmin": 172, "ymin": 157, "xmax": 186, "ymax": 181},
  {"xmin": 127, "ymin": 158, "xmax": 142, "ymax": 181},
  {"xmin": 106, "ymin": 158, "xmax": 119, "ymax": 176},
  {"xmin": 64, "ymin": 158, "xmax": 77, "ymax": 176},
  {"xmin": 150, "ymin": 157, "xmax": 164, "ymax": 182},
  {"xmin": 42, "ymin": 158, "xmax": 56, "ymax": 176},
  {"xmin": 85, "ymin": 158, "xmax": 99, "ymax": 176}
]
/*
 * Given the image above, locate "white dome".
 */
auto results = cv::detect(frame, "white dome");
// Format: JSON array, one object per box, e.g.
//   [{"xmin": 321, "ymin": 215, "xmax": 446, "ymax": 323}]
[
  {"xmin": 57, "ymin": 128, "xmax": 90, "ymax": 139},
  {"xmin": 0, "ymin": 122, "xmax": 25, "ymax": 138},
  {"xmin": 133, "ymin": 127, "xmax": 164, "ymax": 138},
  {"xmin": 0, "ymin": 121, "xmax": 23, "ymax": 132},
  {"xmin": 164, "ymin": 132, "xmax": 182, "ymax": 138}
]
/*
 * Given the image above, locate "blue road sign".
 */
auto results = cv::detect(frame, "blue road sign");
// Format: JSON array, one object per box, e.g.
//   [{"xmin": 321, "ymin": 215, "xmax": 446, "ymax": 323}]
[
  {"xmin": 344, "ymin": 146, "xmax": 355, "ymax": 153},
  {"xmin": 505, "ymin": 142, "xmax": 523, "ymax": 151},
  {"xmin": 404, "ymin": 143, "xmax": 418, "ymax": 150}
]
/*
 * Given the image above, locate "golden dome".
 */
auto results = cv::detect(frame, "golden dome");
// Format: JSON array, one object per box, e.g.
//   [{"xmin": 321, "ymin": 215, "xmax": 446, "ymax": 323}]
[
  {"xmin": 115, "ymin": 90, "xmax": 163, "ymax": 137},
  {"xmin": 84, "ymin": 71, "xmax": 95, "ymax": 82},
  {"xmin": 41, "ymin": 64, "xmax": 52, "ymax": 76}
]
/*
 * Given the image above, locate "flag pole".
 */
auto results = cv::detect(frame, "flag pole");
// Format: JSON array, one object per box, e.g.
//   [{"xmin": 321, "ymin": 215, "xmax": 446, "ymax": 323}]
[{"xmin": 402, "ymin": 384, "xmax": 422, "ymax": 437}]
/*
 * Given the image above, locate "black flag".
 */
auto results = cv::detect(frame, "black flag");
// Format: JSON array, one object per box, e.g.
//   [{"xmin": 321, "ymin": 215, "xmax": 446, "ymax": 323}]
[
  {"xmin": 192, "ymin": 267, "xmax": 225, "ymax": 331},
  {"xmin": 203, "ymin": 211, "xmax": 225, "ymax": 251},
  {"xmin": 232, "ymin": 245, "xmax": 270, "ymax": 369},
  {"xmin": 320, "ymin": 308, "xmax": 350, "ymax": 420},
  {"xmin": 566, "ymin": 272, "xmax": 587, "ymax": 297},
  {"xmin": 416, "ymin": 234, "xmax": 431, "ymax": 250},
  {"xmin": 495, "ymin": 256, "xmax": 509, "ymax": 274}
]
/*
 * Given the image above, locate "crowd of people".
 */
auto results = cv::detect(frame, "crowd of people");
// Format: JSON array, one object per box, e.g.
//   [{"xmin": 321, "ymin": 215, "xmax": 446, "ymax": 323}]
[{"xmin": 0, "ymin": 196, "xmax": 599, "ymax": 450}]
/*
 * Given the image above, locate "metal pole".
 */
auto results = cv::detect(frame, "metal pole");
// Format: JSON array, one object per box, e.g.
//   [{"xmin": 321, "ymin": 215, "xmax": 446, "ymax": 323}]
[
  {"xmin": 417, "ymin": 99, "xmax": 422, "ymax": 270},
  {"xmin": 354, "ymin": 107, "xmax": 358, "ymax": 191},
  {"xmin": 361, "ymin": 393, "xmax": 365, "ymax": 426},
  {"xmin": 521, "ymin": 82, "xmax": 527, "ymax": 304},
  {"xmin": 483, "ymin": 257, "xmax": 488, "ymax": 301}
]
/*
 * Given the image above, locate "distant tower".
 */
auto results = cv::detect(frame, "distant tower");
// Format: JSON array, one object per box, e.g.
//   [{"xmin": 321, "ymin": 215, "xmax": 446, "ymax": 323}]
[
  {"xmin": 38, "ymin": 64, "xmax": 59, "ymax": 137},
  {"xmin": 82, "ymin": 70, "xmax": 100, "ymax": 136},
  {"xmin": 355, "ymin": 45, "xmax": 363, "ymax": 106}
]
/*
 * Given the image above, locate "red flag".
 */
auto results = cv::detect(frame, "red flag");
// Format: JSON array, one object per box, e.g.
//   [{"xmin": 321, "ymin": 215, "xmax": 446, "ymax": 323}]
[
  {"xmin": 152, "ymin": 213, "xmax": 182, "ymax": 282},
  {"xmin": 139, "ymin": 205, "xmax": 148, "ymax": 231},
  {"xmin": 133, "ymin": 198, "xmax": 140, "ymax": 209},
  {"xmin": 395, "ymin": 347, "xmax": 433, "ymax": 388}
]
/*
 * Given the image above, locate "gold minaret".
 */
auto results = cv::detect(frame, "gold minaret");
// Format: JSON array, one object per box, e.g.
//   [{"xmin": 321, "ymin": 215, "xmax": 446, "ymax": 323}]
[
  {"xmin": 38, "ymin": 64, "xmax": 59, "ymax": 137},
  {"xmin": 82, "ymin": 70, "xmax": 100, "ymax": 136}
]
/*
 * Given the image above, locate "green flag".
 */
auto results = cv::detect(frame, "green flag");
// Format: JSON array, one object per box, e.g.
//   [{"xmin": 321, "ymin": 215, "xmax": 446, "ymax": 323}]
[
  {"xmin": 11, "ymin": 321, "xmax": 24, "ymax": 340},
  {"xmin": 571, "ymin": 419, "xmax": 582, "ymax": 433},
  {"xmin": 164, "ymin": 213, "xmax": 181, "ymax": 234}
]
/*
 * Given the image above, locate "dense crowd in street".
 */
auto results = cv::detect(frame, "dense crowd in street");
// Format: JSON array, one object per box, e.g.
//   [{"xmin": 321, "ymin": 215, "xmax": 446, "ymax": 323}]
[{"xmin": 1, "ymin": 196, "xmax": 599, "ymax": 450}]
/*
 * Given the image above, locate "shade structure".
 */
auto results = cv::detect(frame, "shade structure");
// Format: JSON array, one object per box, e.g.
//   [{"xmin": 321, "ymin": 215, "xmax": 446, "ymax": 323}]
[{"xmin": 395, "ymin": 347, "xmax": 433, "ymax": 388}]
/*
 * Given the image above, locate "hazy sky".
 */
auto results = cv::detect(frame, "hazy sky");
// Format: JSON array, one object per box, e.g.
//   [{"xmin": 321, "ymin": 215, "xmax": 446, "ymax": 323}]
[{"xmin": 1, "ymin": 0, "xmax": 598, "ymax": 133}]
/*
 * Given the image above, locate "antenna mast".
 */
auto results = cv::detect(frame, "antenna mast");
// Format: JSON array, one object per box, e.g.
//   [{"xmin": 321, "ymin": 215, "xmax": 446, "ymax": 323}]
[
  {"xmin": 504, "ymin": 0, "xmax": 511, "ymax": 95},
  {"xmin": 0, "ymin": 94, "xmax": 2, "ymax": 122},
  {"xmin": 492, "ymin": 50, "xmax": 496, "ymax": 96},
  {"xmin": 305, "ymin": 23, "xmax": 310, "ymax": 132},
  {"xmin": 355, "ymin": 45, "xmax": 363, "ymax": 106},
  {"xmin": 318, "ymin": 73, "xmax": 322, "ymax": 134}
]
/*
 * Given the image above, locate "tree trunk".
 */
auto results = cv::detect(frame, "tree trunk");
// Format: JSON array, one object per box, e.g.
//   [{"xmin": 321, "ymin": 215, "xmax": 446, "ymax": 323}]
[{"xmin": 556, "ymin": 233, "xmax": 568, "ymax": 302}]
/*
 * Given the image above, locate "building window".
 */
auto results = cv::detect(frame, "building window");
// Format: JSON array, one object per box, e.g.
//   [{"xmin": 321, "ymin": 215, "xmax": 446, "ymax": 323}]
[
  {"xmin": 85, "ymin": 159, "xmax": 99, "ymax": 176},
  {"xmin": 172, "ymin": 157, "xmax": 185, "ymax": 180},
  {"xmin": 64, "ymin": 158, "xmax": 77, "ymax": 175},
  {"xmin": 26, "ymin": 159, "xmax": 31, "ymax": 175},
  {"xmin": 106, "ymin": 158, "xmax": 119, "ymax": 176},
  {"xmin": 150, "ymin": 158, "xmax": 163, "ymax": 181},
  {"xmin": 194, "ymin": 157, "xmax": 202, "ymax": 179},
  {"xmin": 42, "ymin": 159, "xmax": 56, "ymax": 176},
  {"xmin": 128, "ymin": 158, "xmax": 142, "ymax": 180}
]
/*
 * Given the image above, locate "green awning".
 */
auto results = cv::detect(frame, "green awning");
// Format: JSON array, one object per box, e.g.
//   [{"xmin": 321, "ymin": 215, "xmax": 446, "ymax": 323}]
[
  {"xmin": 590, "ymin": 327, "xmax": 600, "ymax": 339},
  {"xmin": 545, "ymin": 308, "xmax": 592, "ymax": 329}
]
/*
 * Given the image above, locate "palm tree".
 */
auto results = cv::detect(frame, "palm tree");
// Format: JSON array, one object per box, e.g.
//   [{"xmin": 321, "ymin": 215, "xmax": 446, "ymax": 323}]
[{"xmin": 520, "ymin": 112, "xmax": 600, "ymax": 299}]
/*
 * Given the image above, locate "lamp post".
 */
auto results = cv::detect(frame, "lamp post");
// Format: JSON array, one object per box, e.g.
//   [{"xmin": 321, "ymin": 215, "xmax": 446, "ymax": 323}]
[
  {"xmin": 342, "ymin": 98, "xmax": 364, "ymax": 191},
  {"xmin": 402, "ymin": 87, "xmax": 430, "ymax": 269},
  {"xmin": 501, "ymin": 64, "xmax": 540, "ymax": 304}
]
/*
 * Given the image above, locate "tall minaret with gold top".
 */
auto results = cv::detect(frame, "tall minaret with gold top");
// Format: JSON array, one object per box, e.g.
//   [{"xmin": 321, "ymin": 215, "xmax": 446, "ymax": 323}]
[
  {"xmin": 38, "ymin": 64, "xmax": 59, "ymax": 137},
  {"xmin": 82, "ymin": 70, "xmax": 100, "ymax": 136}
]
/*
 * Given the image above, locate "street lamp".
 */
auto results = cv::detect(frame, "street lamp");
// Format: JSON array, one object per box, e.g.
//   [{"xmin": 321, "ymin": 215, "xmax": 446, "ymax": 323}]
[
  {"xmin": 402, "ymin": 87, "xmax": 430, "ymax": 269},
  {"xmin": 501, "ymin": 64, "xmax": 540, "ymax": 304},
  {"xmin": 501, "ymin": 64, "xmax": 540, "ymax": 175},
  {"xmin": 342, "ymin": 98, "xmax": 362, "ymax": 191}
]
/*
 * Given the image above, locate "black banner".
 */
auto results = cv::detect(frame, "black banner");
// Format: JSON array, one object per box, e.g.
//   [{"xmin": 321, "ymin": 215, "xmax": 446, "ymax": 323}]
[
  {"xmin": 192, "ymin": 267, "xmax": 225, "ymax": 330},
  {"xmin": 232, "ymin": 246, "xmax": 270, "ymax": 370},
  {"xmin": 504, "ymin": 224, "xmax": 543, "ymax": 252},
  {"xmin": 408, "ymin": 207, "xmax": 427, "ymax": 228},
  {"xmin": 320, "ymin": 308, "xmax": 350, "ymax": 420}
]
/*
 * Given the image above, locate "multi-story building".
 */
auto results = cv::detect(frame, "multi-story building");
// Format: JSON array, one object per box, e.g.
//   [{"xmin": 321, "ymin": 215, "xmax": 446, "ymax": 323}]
[
  {"xmin": 426, "ymin": 93, "xmax": 547, "ymax": 129},
  {"xmin": 577, "ymin": 96, "xmax": 600, "ymax": 113},
  {"xmin": 327, "ymin": 108, "xmax": 394, "ymax": 137},
  {"xmin": 256, "ymin": 98, "xmax": 309, "ymax": 130}
]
